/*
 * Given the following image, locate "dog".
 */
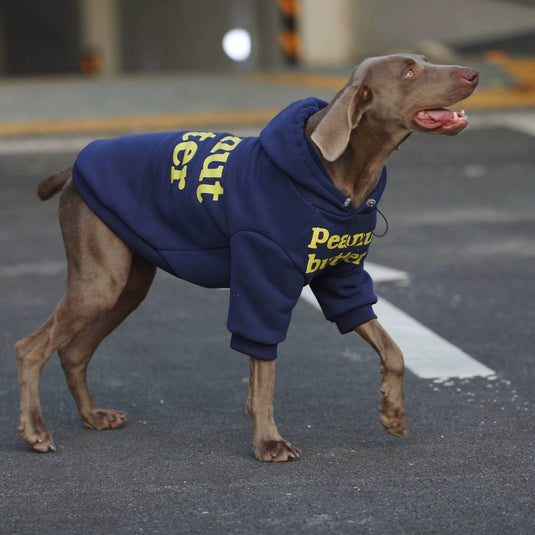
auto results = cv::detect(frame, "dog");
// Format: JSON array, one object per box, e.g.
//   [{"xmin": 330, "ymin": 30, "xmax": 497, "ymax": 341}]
[{"xmin": 16, "ymin": 54, "xmax": 478, "ymax": 460}]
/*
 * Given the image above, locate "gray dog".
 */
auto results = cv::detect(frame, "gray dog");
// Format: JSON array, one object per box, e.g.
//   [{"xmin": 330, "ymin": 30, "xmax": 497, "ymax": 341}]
[{"xmin": 16, "ymin": 54, "xmax": 478, "ymax": 460}]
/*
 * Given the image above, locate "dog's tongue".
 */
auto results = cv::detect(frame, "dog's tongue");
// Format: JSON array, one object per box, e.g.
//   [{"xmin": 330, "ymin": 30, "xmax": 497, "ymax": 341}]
[
  {"xmin": 426, "ymin": 109, "xmax": 455, "ymax": 122},
  {"xmin": 414, "ymin": 108, "xmax": 468, "ymax": 133}
]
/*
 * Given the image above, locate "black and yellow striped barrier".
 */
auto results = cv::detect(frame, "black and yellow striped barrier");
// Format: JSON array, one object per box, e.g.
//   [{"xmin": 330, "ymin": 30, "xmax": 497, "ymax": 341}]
[{"xmin": 278, "ymin": 0, "xmax": 301, "ymax": 64}]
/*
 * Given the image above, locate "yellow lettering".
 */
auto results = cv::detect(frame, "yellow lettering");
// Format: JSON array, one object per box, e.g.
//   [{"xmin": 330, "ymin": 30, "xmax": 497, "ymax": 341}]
[
  {"xmin": 170, "ymin": 165, "xmax": 188, "ymax": 190},
  {"xmin": 211, "ymin": 135, "xmax": 242, "ymax": 153},
  {"xmin": 308, "ymin": 227, "xmax": 329, "ymax": 249},
  {"xmin": 327, "ymin": 234, "xmax": 340, "ymax": 249},
  {"xmin": 339, "ymin": 235, "xmax": 350, "ymax": 248},
  {"xmin": 351, "ymin": 233, "xmax": 363, "ymax": 246},
  {"xmin": 329, "ymin": 252, "xmax": 351, "ymax": 266},
  {"xmin": 173, "ymin": 141, "xmax": 197, "ymax": 167},
  {"xmin": 199, "ymin": 152, "xmax": 230, "ymax": 182},
  {"xmin": 364, "ymin": 232, "xmax": 373, "ymax": 245},
  {"xmin": 306, "ymin": 251, "xmax": 368, "ymax": 274},
  {"xmin": 169, "ymin": 132, "xmax": 241, "ymax": 203},
  {"xmin": 347, "ymin": 252, "xmax": 366, "ymax": 265},
  {"xmin": 196, "ymin": 182, "xmax": 224, "ymax": 202},
  {"xmin": 306, "ymin": 254, "xmax": 321, "ymax": 274},
  {"xmin": 182, "ymin": 131, "xmax": 216, "ymax": 141},
  {"xmin": 170, "ymin": 141, "xmax": 198, "ymax": 189}
]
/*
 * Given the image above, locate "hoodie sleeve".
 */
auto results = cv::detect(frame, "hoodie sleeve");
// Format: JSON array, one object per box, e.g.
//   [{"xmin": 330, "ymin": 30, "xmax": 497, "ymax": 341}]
[
  {"xmin": 309, "ymin": 263, "xmax": 377, "ymax": 333},
  {"xmin": 228, "ymin": 231, "xmax": 305, "ymax": 360}
]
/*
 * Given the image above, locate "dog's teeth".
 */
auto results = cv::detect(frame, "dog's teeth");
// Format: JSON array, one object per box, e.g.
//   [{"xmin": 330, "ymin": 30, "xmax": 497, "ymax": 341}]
[{"xmin": 453, "ymin": 111, "xmax": 459, "ymax": 121}]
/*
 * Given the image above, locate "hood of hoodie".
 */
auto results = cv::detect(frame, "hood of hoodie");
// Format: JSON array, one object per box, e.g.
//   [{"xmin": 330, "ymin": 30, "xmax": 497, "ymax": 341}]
[{"xmin": 259, "ymin": 97, "xmax": 387, "ymax": 214}]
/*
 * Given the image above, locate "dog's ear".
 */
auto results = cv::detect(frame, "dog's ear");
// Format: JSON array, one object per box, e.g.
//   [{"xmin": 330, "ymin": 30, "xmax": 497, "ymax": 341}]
[{"xmin": 311, "ymin": 84, "xmax": 373, "ymax": 162}]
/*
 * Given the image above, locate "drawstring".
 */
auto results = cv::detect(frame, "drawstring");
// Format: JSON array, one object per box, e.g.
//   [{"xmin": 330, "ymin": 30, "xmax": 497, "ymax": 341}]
[
  {"xmin": 365, "ymin": 198, "xmax": 389, "ymax": 238},
  {"xmin": 373, "ymin": 206, "xmax": 389, "ymax": 238},
  {"xmin": 350, "ymin": 198, "xmax": 389, "ymax": 238}
]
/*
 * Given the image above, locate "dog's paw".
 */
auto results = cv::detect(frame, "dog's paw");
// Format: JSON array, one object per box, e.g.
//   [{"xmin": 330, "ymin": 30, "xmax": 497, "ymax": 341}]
[
  {"xmin": 18, "ymin": 420, "xmax": 56, "ymax": 452},
  {"xmin": 379, "ymin": 396, "xmax": 408, "ymax": 436},
  {"xmin": 255, "ymin": 439, "xmax": 301, "ymax": 462},
  {"xmin": 83, "ymin": 409, "xmax": 127, "ymax": 431},
  {"xmin": 380, "ymin": 410, "xmax": 408, "ymax": 436}
]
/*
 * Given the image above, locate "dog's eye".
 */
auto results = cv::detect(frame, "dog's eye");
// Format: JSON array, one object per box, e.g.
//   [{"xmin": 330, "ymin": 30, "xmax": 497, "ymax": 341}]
[{"xmin": 404, "ymin": 69, "xmax": 415, "ymax": 79}]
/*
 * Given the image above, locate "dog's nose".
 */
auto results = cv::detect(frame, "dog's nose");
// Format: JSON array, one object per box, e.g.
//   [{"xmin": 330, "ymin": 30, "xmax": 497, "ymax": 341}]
[{"xmin": 463, "ymin": 68, "xmax": 479, "ymax": 84}]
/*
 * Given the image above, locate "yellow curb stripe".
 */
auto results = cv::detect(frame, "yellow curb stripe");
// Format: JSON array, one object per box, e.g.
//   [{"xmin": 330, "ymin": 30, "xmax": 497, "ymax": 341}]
[
  {"xmin": 247, "ymin": 72, "xmax": 347, "ymax": 90},
  {"xmin": 500, "ymin": 58, "xmax": 535, "ymax": 87},
  {"xmin": 248, "ymin": 69, "xmax": 535, "ymax": 110},
  {"xmin": 462, "ymin": 88, "xmax": 535, "ymax": 110},
  {"xmin": 0, "ymin": 108, "xmax": 281, "ymax": 138},
  {"xmin": 1, "ymin": 62, "xmax": 534, "ymax": 138}
]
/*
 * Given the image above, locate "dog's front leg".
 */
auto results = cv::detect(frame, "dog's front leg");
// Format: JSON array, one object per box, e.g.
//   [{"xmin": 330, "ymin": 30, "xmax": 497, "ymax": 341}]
[
  {"xmin": 247, "ymin": 357, "xmax": 301, "ymax": 461},
  {"xmin": 355, "ymin": 319, "xmax": 408, "ymax": 436}
]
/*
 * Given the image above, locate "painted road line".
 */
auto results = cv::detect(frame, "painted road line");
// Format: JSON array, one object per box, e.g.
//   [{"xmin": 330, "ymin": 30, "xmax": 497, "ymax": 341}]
[
  {"xmin": 1, "ymin": 111, "xmax": 532, "ymax": 157},
  {"xmin": 0, "ymin": 261, "xmax": 66, "ymax": 278},
  {"xmin": 363, "ymin": 262, "xmax": 409, "ymax": 284},
  {"xmin": 0, "ymin": 136, "xmax": 95, "ymax": 155},
  {"xmin": 0, "ymin": 108, "xmax": 279, "ymax": 138},
  {"xmin": 471, "ymin": 111, "xmax": 535, "ymax": 137},
  {"xmin": 300, "ymin": 262, "xmax": 495, "ymax": 380},
  {"xmin": 1, "ymin": 112, "xmax": 533, "ymax": 156},
  {"xmin": 372, "ymin": 298, "xmax": 495, "ymax": 379},
  {"xmin": 248, "ymin": 69, "xmax": 535, "ymax": 110},
  {"xmin": 0, "ymin": 126, "xmax": 262, "ymax": 155},
  {"xmin": 1, "ymin": 89, "xmax": 533, "ymax": 139}
]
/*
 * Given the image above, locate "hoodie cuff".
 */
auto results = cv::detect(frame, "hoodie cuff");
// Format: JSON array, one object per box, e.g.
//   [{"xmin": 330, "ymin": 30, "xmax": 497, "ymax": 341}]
[
  {"xmin": 230, "ymin": 334, "xmax": 278, "ymax": 360},
  {"xmin": 334, "ymin": 305, "xmax": 377, "ymax": 334}
]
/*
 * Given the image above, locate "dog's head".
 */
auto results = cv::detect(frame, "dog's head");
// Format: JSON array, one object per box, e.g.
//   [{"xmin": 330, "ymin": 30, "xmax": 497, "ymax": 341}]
[{"xmin": 311, "ymin": 54, "xmax": 479, "ymax": 161}]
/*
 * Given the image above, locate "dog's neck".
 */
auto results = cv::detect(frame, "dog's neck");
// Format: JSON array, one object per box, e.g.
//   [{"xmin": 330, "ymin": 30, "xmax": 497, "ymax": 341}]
[{"xmin": 307, "ymin": 114, "xmax": 410, "ymax": 209}]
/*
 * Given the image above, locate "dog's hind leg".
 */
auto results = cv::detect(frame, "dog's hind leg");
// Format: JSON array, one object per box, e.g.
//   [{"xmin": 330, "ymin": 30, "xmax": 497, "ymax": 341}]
[
  {"xmin": 16, "ymin": 179, "xmax": 132, "ymax": 452},
  {"xmin": 57, "ymin": 253, "xmax": 156, "ymax": 431}
]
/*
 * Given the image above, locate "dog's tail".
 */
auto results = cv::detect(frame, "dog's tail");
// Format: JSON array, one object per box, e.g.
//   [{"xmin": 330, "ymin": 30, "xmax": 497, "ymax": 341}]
[{"xmin": 37, "ymin": 167, "xmax": 72, "ymax": 200}]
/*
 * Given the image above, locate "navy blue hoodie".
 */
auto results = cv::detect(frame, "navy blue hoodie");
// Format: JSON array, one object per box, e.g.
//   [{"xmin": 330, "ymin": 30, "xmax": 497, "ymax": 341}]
[{"xmin": 72, "ymin": 98, "xmax": 387, "ymax": 360}]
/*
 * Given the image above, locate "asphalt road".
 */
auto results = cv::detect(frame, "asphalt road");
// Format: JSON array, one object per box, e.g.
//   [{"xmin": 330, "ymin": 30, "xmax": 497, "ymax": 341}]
[{"xmin": 0, "ymin": 118, "xmax": 533, "ymax": 534}]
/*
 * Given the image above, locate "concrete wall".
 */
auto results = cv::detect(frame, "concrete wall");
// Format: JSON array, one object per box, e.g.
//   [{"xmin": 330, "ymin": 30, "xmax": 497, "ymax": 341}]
[
  {"xmin": 300, "ymin": 0, "xmax": 535, "ymax": 67},
  {"xmin": 1, "ymin": 0, "xmax": 533, "ymax": 75},
  {"xmin": 119, "ymin": 0, "xmax": 272, "ymax": 72},
  {"xmin": 84, "ymin": 0, "xmax": 535, "ymax": 73},
  {"xmin": 79, "ymin": 0, "xmax": 120, "ymax": 74}
]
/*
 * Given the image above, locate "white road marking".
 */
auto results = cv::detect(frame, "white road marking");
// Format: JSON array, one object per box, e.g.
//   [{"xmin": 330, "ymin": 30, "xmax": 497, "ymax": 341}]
[
  {"xmin": 301, "ymin": 262, "xmax": 495, "ymax": 380},
  {"xmin": 0, "ymin": 137, "xmax": 95, "ymax": 155},
  {"xmin": 0, "ymin": 129, "xmax": 259, "ymax": 156},
  {"xmin": 372, "ymin": 298, "xmax": 495, "ymax": 379},
  {"xmin": 470, "ymin": 111, "xmax": 535, "ymax": 137},
  {"xmin": 0, "ymin": 260, "xmax": 66, "ymax": 277},
  {"xmin": 362, "ymin": 262, "xmax": 409, "ymax": 284}
]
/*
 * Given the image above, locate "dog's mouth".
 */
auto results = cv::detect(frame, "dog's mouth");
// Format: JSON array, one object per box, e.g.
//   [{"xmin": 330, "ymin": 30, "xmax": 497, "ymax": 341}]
[{"xmin": 413, "ymin": 108, "xmax": 469, "ymax": 135}]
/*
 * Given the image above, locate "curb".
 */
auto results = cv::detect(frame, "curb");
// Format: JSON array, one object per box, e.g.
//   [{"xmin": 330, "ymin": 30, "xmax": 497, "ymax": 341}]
[
  {"xmin": 0, "ymin": 108, "xmax": 280, "ymax": 138},
  {"xmin": 0, "ymin": 59, "xmax": 533, "ymax": 138}
]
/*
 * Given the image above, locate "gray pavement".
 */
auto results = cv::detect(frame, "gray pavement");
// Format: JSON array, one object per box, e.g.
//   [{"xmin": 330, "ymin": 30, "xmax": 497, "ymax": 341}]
[
  {"xmin": 0, "ymin": 60, "xmax": 518, "ymax": 128},
  {"xmin": 0, "ymin": 72, "xmax": 334, "ymax": 125},
  {"xmin": 0, "ymin": 66, "xmax": 534, "ymax": 534}
]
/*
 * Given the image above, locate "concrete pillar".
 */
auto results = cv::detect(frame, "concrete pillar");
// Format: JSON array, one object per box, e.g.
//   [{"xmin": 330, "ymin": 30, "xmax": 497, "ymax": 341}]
[
  {"xmin": 299, "ymin": 0, "xmax": 357, "ymax": 67},
  {"xmin": 79, "ymin": 0, "xmax": 121, "ymax": 74}
]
